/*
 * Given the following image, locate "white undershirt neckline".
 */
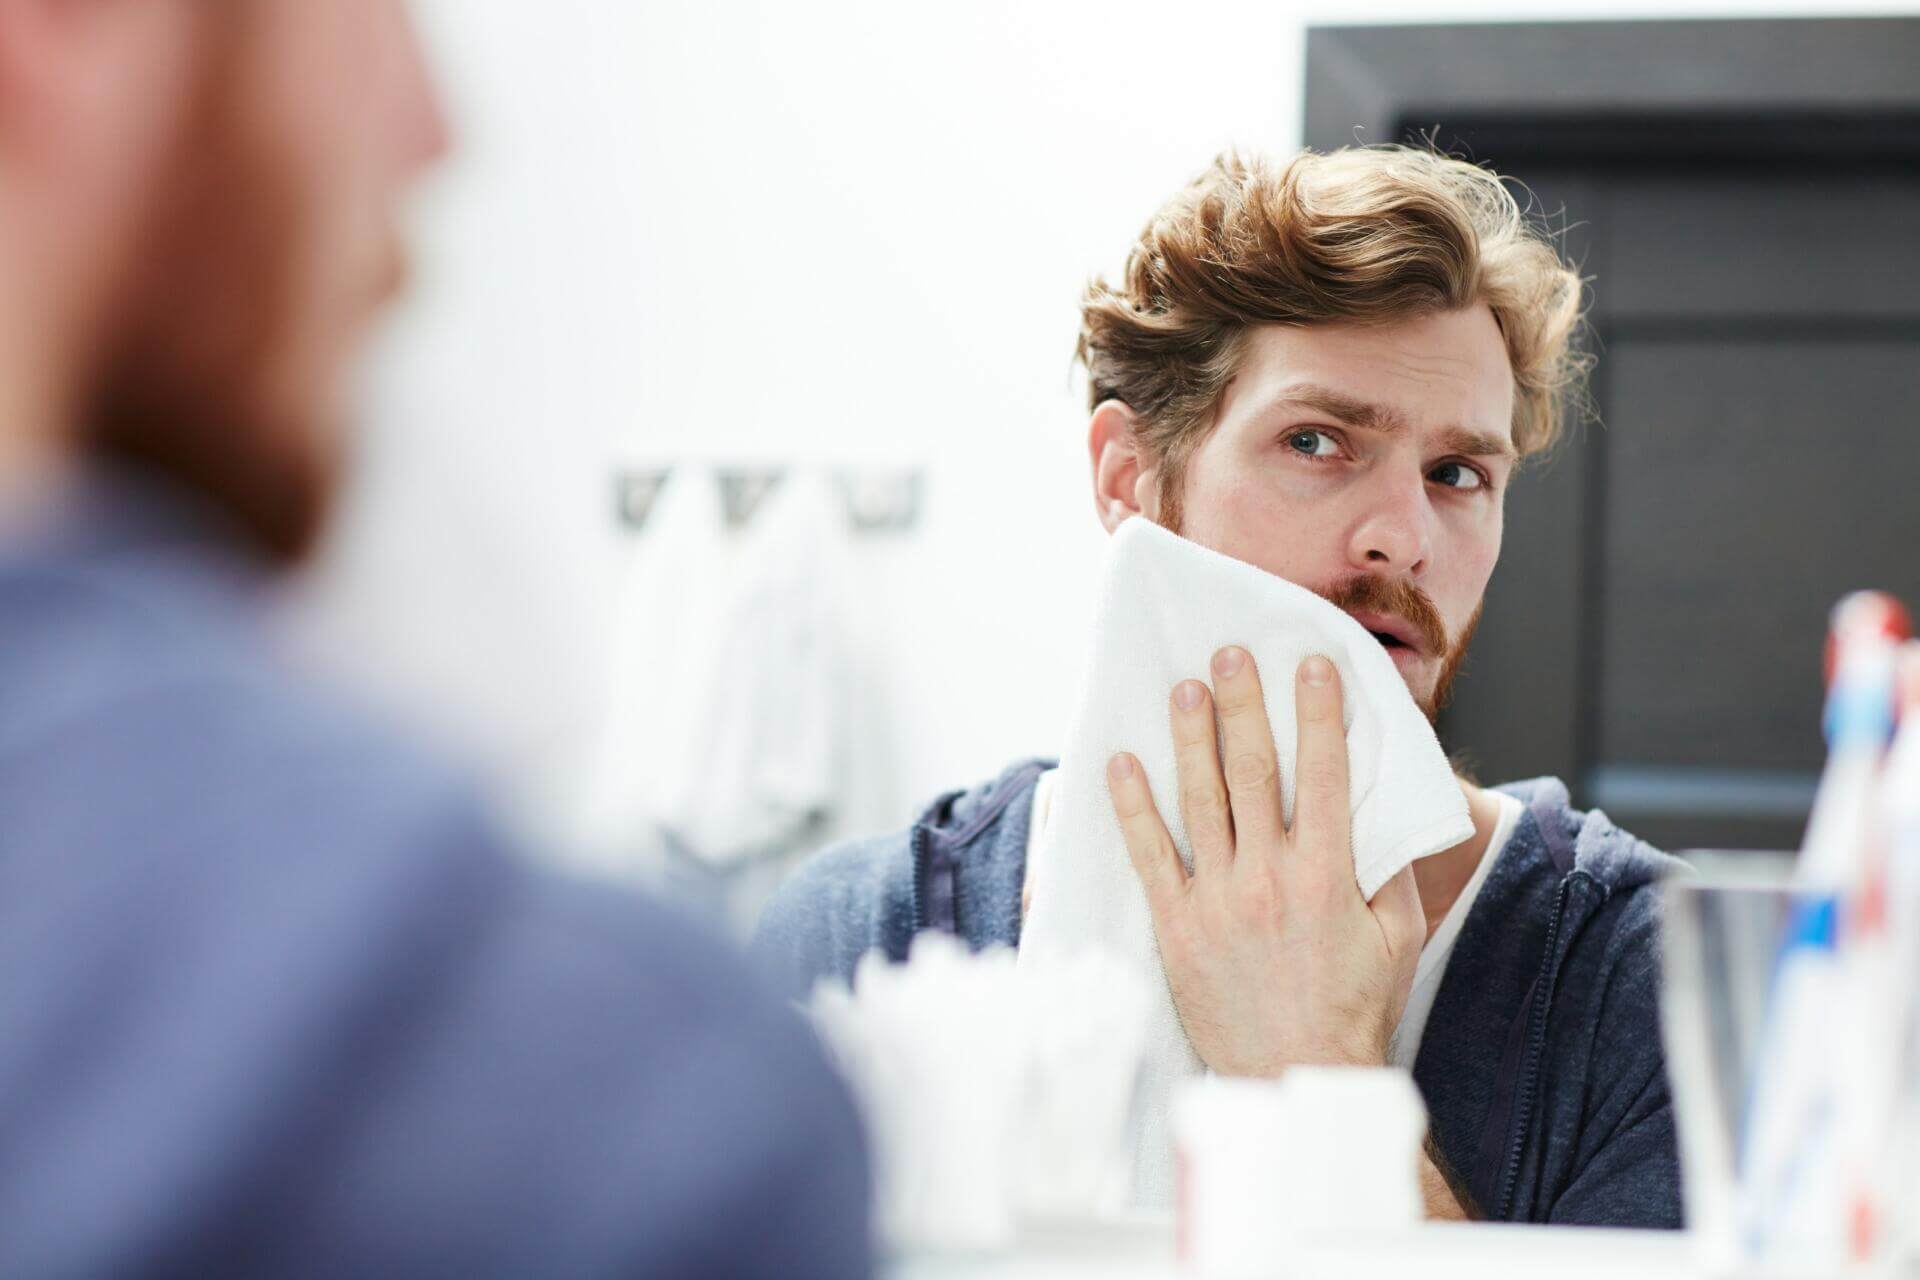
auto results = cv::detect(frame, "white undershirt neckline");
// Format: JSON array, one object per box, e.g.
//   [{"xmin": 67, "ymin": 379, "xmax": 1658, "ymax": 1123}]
[
  {"xmin": 1020, "ymin": 768, "xmax": 1522, "ymax": 1073},
  {"xmin": 1387, "ymin": 788, "xmax": 1521, "ymax": 1069}
]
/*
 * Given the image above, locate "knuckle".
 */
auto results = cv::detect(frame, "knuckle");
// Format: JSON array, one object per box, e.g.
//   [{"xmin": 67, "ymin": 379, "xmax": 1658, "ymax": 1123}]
[
  {"xmin": 1126, "ymin": 837, "xmax": 1165, "ymax": 882},
  {"xmin": 1180, "ymin": 779, "xmax": 1227, "ymax": 822},
  {"xmin": 1167, "ymin": 723, "xmax": 1204, "ymax": 752},
  {"xmin": 1224, "ymin": 750, "xmax": 1276, "ymax": 792},
  {"xmin": 1174, "ymin": 742, "xmax": 1218, "ymax": 782},
  {"xmin": 1310, "ymin": 824, "xmax": 1356, "ymax": 869},
  {"xmin": 1230, "ymin": 872, "xmax": 1282, "ymax": 927},
  {"xmin": 1215, "ymin": 689, "xmax": 1262, "ymax": 720},
  {"xmin": 1170, "ymin": 700, "xmax": 1213, "ymax": 736},
  {"xmin": 1294, "ymin": 858, "xmax": 1346, "ymax": 905},
  {"xmin": 1298, "ymin": 692, "xmax": 1340, "ymax": 727},
  {"xmin": 1159, "ymin": 909, "xmax": 1200, "ymax": 956},
  {"xmin": 1130, "ymin": 822, "xmax": 1172, "ymax": 862},
  {"xmin": 1298, "ymin": 757, "xmax": 1346, "ymax": 800}
]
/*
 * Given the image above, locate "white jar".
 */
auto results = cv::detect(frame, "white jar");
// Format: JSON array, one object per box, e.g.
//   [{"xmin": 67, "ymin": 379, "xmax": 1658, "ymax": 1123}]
[{"xmin": 1172, "ymin": 1068, "xmax": 1427, "ymax": 1278}]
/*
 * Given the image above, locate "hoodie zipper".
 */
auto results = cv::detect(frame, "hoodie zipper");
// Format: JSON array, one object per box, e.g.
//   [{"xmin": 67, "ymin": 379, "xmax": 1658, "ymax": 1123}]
[
  {"xmin": 908, "ymin": 821, "xmax": 934, "ymax": 936},
  {"xmin": 1493, "ymin": 871, "xmax": 1601, "ymax": 1219}
]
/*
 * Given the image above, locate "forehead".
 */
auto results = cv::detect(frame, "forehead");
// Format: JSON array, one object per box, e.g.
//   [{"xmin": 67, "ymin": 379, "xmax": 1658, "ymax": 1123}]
[{"xmin": 1220, "ymin": 306, "xmax": 1516, "ymax": 445}]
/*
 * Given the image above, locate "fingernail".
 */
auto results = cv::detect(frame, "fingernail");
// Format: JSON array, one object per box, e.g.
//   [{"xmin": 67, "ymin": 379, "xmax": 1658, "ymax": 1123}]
[
  {"xmin": 1302, "ymin": 655, "xmax": 1333, "ymax": 686},
  {"xmin": 1174, "ymin": 680, "xmax": 1205, "ymax": 711},
  {"xmin": 1108, "ymin": 753, "xmax": 1135, "ymax": 780},
  {"xmin": 1212, "ymin": 647, "xmax": 1246, "ymax": 677}
]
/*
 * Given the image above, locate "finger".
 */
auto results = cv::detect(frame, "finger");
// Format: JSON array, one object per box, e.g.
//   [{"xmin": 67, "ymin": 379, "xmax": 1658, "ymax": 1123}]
[
  {"xmin": 1106, "ymin": 753, "xmax": 1189, "ymax": 917},
  {"xmin": 1291, "ymin": 654, "xmax": 1354, "ymax": 876},
  {"xmin": 1209, "ymin": 646, "xmax": 1283, "ymax": 846},
  {"xmin": 1169, "ymin": 679, "xmax": 1233, "ymax": 876}
]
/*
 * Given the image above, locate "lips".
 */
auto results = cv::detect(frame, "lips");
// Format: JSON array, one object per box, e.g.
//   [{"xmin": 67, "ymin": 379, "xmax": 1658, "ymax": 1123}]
[{"xmin": 1348, "ymin": 609, "xmax": 1425, "ymax": 657}]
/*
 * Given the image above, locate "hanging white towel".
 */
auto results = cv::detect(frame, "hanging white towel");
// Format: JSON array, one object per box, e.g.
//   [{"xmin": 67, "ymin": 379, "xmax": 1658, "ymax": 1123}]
[
  {"xmin": 662, "ymin": 471, "xmax": 853, "ymax": 929},
  {"xmin": 575, "ymin": 464, "xmax": 731, "ymax": 884},
  {"xmin": 1017, "ymin": 516, "xmax": 1472, "ymax": 1207}
]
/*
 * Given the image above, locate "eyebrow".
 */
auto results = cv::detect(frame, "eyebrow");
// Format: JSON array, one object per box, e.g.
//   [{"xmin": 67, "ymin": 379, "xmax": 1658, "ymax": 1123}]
[{"xmin": 1276, "ymin": 382, "xmax": 1519, "ymax": 462}]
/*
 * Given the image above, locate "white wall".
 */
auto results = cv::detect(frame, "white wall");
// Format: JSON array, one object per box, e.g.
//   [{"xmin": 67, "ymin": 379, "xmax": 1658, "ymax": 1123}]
[{"xmin": 291, "ymin": 0, "xmax": 1920, "ymax": 858}]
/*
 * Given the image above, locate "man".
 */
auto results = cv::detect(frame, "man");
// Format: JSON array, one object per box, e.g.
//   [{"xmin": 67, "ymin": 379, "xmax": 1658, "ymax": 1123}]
[
  {"xmin": 757, "ymin": 147, "xmax": 1685, "ymax": 1227},
  {"xmin": 0, "ymin": 1, "xmax": 867, "ymax": 1275}
]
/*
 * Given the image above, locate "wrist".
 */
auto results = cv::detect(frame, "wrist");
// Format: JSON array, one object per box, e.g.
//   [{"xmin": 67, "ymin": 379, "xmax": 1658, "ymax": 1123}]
[
  {"xmin": 1303, "ymin": 1028, "xmax": 1392, "ymax": 1071},
  {"xmin": 1237, "ymin": 1039, "xmax": 1388, "ymax": 1076}
]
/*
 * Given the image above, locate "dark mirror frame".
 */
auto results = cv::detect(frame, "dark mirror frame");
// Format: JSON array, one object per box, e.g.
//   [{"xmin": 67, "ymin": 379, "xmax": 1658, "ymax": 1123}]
[{"xmin": 1303, "ymin": 18, "xmax": 1920, "ymax": 851}]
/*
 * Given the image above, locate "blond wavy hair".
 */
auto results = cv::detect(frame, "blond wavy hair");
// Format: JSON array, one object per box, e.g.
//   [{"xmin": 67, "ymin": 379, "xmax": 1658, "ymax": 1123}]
[{"xmin": 1077, "ymin": 146, "xmax": 1589, "ymax": 509}]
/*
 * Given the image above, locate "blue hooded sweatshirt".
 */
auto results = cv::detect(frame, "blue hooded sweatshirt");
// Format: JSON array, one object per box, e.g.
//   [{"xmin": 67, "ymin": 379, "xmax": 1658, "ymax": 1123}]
[
  {"xmin": 0, "ymin": 470, "xmax": 871, "ymax": 1278},
  {"xmin": 756, "ymin": 757, "xmax": 1687, "ymax": 1229}
]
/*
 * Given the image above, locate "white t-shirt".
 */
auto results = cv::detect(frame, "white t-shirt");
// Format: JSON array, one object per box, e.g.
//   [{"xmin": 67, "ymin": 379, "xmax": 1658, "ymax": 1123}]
[
  {"xmin": 1387, "ymin": 789, "xmax": 1521, "ymax": 1069},
  {"xmin": 1021, "ymin": 769, "xmax": 1522, "ymax": 1072}
]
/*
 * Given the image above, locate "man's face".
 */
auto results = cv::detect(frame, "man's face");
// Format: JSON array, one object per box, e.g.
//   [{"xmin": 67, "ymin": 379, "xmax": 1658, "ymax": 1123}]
[
  {"xmin": 86, "ymin": 0, "xmax": 447, "ymax": 559},
  {"xmin": 1160, "ymin": 307, "xmax": 1518, "ymax": 718}
]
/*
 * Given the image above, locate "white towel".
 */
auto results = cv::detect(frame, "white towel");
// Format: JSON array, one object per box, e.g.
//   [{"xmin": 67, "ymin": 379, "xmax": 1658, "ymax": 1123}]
[{"xmin": 1017, "ymin": 516, "xmax": 1473, "ymax": 1206}]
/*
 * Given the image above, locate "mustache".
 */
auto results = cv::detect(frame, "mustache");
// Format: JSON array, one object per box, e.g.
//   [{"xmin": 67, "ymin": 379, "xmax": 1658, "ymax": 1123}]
[{"xmin": 1319, "ymin": 574, "xmax": 1449, "ymax": 657}]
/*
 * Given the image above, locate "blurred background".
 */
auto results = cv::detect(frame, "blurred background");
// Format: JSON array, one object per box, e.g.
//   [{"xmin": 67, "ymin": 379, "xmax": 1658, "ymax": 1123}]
[{"xmin": 282, "ymin": 0, "xmax": 1920, "ymax": 931}]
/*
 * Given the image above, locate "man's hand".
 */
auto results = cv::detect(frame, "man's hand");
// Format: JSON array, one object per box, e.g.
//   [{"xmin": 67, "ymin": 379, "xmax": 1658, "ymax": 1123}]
[{"xmin": 1105, "ymin": 647, "xmax": 1426, "ymax": 1077}]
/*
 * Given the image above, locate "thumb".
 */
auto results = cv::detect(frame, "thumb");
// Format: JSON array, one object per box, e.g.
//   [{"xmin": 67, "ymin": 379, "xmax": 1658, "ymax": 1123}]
[{"xmin": 1370, "ymin": 863, "xmax": 1426, "ymax": 964}]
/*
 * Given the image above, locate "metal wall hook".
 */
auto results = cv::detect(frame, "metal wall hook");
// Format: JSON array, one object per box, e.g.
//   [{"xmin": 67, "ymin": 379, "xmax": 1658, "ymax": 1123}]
[
  {"xmin": 614, "ymin": 468, "xmax": 673, "ymax": 533},
  {"xmin": 612, "ymin": 464, "xmax": 923, "ymax": 536},
  {"xmin": 836, "ymin": 468, "xmax": 923, "ymax": 535},
  {"xmin": 716, "ymin": 467, "xmax": 787, "ymax": 532}
]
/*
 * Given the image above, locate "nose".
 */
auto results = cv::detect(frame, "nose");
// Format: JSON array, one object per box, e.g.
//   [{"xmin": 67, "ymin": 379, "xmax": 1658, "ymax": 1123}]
[
  {"xmin": 390, "ymin": 1, "xmax": 453, "ymax": 175},
  {"xmin": 1346, "ymin": 467, "xmax": 1432, "ymax": 577}
]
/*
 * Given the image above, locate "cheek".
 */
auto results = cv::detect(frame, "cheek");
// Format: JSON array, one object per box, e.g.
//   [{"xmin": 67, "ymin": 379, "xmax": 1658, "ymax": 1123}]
[
  {"xmin": 1436, "ymin": 514, "xmax": 1503, "ymax": 629},
  {"xmin": 249, "ymin": 2, "xmax": 401, "ymax": 248},
  {"xmin": 244, "ymin": 12, "xmax": 411, "ymax": 392},
  {"xmin": 1176, "ymin": 451, "xmax": 1346, "ymax": 587}
]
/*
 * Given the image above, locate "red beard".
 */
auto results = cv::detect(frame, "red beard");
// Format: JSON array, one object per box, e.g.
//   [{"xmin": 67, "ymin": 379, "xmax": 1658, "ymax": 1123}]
[
  {"xmin": 1158, "ymin": 495, "xmax": 1480, "ymax": 723},
  {"xmin": 79, "ymin": 9, "xmax": 400, "ymax": 566}
]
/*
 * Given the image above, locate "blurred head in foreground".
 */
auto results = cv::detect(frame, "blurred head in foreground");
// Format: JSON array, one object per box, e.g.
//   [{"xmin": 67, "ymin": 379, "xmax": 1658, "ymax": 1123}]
[
  {"xmin": 0, "ymin": 0, "xmax": 448, "ymax": 561},
  {"xmin": 1077, "ymin": 148, "xmax": 1587, "ymax": 719}
]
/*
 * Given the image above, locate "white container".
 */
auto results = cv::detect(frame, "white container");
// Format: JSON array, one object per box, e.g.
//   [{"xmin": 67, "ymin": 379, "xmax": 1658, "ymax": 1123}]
[
  {"xmin": 1172, "ymin": 1069, "xmax": 1427, "ymax": 1278},
  {"xmin": 1275, "ymin": 1067, "xmax": 1427, "ymax": 1232}
]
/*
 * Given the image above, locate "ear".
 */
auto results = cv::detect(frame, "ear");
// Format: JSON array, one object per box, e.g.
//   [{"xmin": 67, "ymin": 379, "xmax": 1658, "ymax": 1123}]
[{"xmin": 1088, "ymin": 399, "xmax": 1163, "ymax": 534}]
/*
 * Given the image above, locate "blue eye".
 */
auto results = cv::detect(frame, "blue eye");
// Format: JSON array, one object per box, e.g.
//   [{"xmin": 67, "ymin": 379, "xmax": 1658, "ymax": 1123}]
[
  {"xmin": 1286, "ymin": 430, "xmax": 1339, "ymax": 458},
  {"xmin": 1430, "ymin": 462, "xmax": 1485, "ymax": 491}
]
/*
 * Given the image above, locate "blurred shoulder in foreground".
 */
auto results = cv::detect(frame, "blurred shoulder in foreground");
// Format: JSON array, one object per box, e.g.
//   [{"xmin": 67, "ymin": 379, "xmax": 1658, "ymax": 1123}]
[{"xmin": 0, "ymin": 471, "xmax": 871, "ymax": 1278}]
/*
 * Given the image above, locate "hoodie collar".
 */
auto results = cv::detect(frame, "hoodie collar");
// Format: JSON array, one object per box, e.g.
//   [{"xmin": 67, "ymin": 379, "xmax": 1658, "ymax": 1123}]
[{"xmin": 910, "ymin": 757, "xmax": 1051, "ymax": 945}]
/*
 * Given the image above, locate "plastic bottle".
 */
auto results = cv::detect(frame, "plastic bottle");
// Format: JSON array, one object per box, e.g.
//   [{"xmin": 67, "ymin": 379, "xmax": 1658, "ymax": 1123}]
[
  {"xmin": 1739, "ymin": 592, "xmax": 1906, "ymax": 1268},
  {"xmin": 1864, "ymin": 643, "xmax": 1920, "ymax": 1265}
]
